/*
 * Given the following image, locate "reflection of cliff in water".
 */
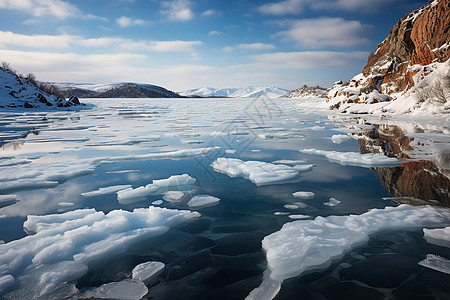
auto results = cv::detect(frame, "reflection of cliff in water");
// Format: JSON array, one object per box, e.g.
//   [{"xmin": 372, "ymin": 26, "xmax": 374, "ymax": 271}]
[{"xmin": 351, "ymin": 121, "xmax": 450, "ymax": 207}]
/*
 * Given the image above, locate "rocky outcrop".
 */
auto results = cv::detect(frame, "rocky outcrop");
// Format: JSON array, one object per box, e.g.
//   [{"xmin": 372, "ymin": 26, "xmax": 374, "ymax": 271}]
[
  {"xmin": 283, "ymin": 85, "xmax": 328, "ymax": 99},
  {"xmin": 328, "ymin": 0, "xmax": 450, "ymax": 112},
  {"xmin": 92, "ymin": 83, "xmax": 181, "ymax": 98},
  {"xmin": 0, "ymin": 67, "xmax": 85, "ymax": 109}
]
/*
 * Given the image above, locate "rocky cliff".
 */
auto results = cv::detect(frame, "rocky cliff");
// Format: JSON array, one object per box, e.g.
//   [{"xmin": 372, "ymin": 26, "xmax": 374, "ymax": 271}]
[
  {"xmin": 327, "ymin": 0, "xmax": 450, "ymax": 114},
  {"xmin": 283, "ymin": 85, "xmax": 328, "ymax": 99},
  {"xmin": 92, "ymin": 83, "xmax": 181, "ymax": 98}
]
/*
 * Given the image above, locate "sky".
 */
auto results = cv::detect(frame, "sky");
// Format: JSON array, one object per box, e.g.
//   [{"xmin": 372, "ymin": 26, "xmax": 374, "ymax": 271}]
[{"xmin": 0, "ymin": 0, "xmax": 426, "ymax": 91}]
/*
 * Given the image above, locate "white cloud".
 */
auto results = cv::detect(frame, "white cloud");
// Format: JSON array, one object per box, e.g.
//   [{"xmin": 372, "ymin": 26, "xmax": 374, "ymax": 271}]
[
  {"xmin": 0, "ymin": 30, "xmax": 202, "ymax": 54},
  {"xmin": 201, "ymin": 9, "xmax": 221, "ymax": 17},
  {"xmin": 249, "ymin": 51, "xmax": 368, "ymax": 69},
  {"xmin": 223, "ymin": 43, "xmax": 276, "ymax": 52},
  {"xmin": 0, "ymin": 0, "xmax": 104, "ymax": 20},
  {"xmin": 0, "ymin": 31, "xmax": 77, "ymax": 48},
  {"xmin": 237, "ymin": 43, "xmax": 276, "ymax": 50},
  {"xmin": 160, "ymin": 0, "xmax": 194, "ymax": 22},
  {"xmin": 276, "ymin": 18, "xmax": 372, "ymax": 48},
  {"xmin": 258, "ymin": 0, "xmax": 396, "ymax": 15},
  {"xmin": 258, "ymin": 0, "xmax": 305, "ymax": 15},
  {"xmin": 116, "ymin": 16, "xmax": 146, "ymax": 27},
  {"xmin": 208, "ymin": 30, "xmax": 222, "ymax": 36}
]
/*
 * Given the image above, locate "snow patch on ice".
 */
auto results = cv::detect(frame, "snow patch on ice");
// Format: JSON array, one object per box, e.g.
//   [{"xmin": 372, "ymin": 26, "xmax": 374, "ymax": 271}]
[
  {"xmin": 187, "ymin": 195, "xmax": 220, "ymax": 208},
  {"xmin": 423, "ymin": 227, "xmax": 450, "ymax": 248},
  {"xmin": 331, "ymin": 134, "xmax": 351, "ymax": 144},
  {"xmin": 80, "ymin": 279, "xmax": 148, "ymax": 300},
  {"xmin": 117, "ymin": 174, "xmax": 196, "ymax": 204},
  {"xmin": 300, "ymin": 149, "xmax": 401, "ymax": 167},
  {"xmin": 0, "ymin": 206, "xmax": 200, "ymax": 298},
  {"xmin": 293, "ymin": 191, "xmax": 315, "ymax": 199},
  {"xmin": 211, "ymin": 158, "xmax": 299, "ymax": 185},
  {"xmin": 81, "ymin": 185, "xmax": 133, "ymax": 197},
  {"xmin": 418, "ymin": 254, "xmax": 450, "ymax": 275},
  {"xmin": 324, "ymin": 198, "xmax": 341, "ymax": 207},
  {"xmin": 246, "ymin": 205, "xmax": 450, "ymax": 300},
  {"xmin": 132, "ymin": 261, "xmax": 165, "ymax": 282}
]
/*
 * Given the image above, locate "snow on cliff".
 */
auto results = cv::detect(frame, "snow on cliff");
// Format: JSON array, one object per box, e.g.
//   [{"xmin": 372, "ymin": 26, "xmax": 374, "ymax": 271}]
[
  {"xmin": 0, "ymin": 68, "xmax": 85, "ymax": 109},
  {"xmin": 327, "ymin": 0, "xmax": 450, "ymax": 116}
]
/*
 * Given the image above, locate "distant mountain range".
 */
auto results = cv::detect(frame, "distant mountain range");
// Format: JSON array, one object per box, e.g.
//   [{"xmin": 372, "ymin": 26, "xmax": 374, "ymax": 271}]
[
  {"xmin": 54, "ymin": 83, "xmax": 292, "ymax": 99},
  {"xmin": 179, "ymin": 86, "xmax": 290, "ymax": 98},
  {"xmin": 55, "ymin": 82, "xmax": 180, "ymax": 98}
]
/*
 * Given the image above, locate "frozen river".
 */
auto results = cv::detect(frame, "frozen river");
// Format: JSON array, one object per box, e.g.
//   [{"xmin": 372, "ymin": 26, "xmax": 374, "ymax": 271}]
[{"xmin": 0, "ymin": 98, "xmax": 449, "ymax": 299}]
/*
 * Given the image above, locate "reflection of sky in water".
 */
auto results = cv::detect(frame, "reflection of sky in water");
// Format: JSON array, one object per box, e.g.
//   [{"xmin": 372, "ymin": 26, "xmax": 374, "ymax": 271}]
[{"xmin": 0, "ymin": 98, "xmax": 449, "ymax": 299}]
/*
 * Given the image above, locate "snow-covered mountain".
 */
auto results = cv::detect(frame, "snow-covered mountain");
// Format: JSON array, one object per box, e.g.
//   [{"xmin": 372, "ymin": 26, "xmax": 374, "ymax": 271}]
[
  {"xmin": 179, "ymin": 86, "xmax": 290, "ymax": 98},
  {"xmin": 0, "ymin": 68, "xmax": 85, "ymax": 109},
  {"xmin": 283, "ymin": 85, "xmax": 328, "ymax": 99},
  {"xmin": 54, "ymin": 82, "xmax": 181, "ymax": 98},
  {"xmin": 93, "ymin": 83, "xmax": 180, "ymax": 98}
]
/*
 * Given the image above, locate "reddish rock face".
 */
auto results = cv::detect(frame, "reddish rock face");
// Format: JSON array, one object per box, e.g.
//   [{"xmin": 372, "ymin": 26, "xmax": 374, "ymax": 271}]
[{"xmin": 330, "ymin": 0, "xmax": 450, "ymax": 103}]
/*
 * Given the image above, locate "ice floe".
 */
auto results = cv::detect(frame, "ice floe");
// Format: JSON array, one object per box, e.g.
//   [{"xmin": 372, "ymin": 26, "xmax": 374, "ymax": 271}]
[
  {"xmin": 300, "ymin": 149, "xmax": 401, "ymax": 167},
  {"xmin": 187, "ymin": 195, "xmax": 220, "ymax": 208},
  {"xmin": 331, "ymin": 134, "xmax": 351, "ymax": 144},
  {"xmin": 423, "ymin": 227, "xmax": 450, "ymax": 248},
  {"xmin": 211, "ymin": 158, "xmax": 299, "ymax": 185},
  {"xmin": 163, "ymin": 191, "xmax": 185, "ymax": 203},
  {"xmin": 293, "ymin": 191, "xmax": 315, "ymax": 199},
  {"xmin": 288, "ymin": 214, "xmax": 310, "ymax": 220},
  {"xmin": 324, "ymin": 197, "xmax": 341, "ymax": 207},
  {"xmin": 272, "ymin": 160, "xmax": 306, "ymax": 165},
  {"xmin": 0, "ymin": 206, "xmax": 200, "ymax": 298},
  {"xmin": 80, "ymin": 279, "xmax": 148, "ymax": 300},
  {"xmin": 292, "ymin": 164, "xmax": 314, "ymax": 172},
  {"xmin": 117, "ymin": 174, "xmax": 196, "ymax": 204},
  {"xmin": 97, "ymin": 147, "xmax": 221, "ymax": 164},
  {"xmin": 246, "ymin": 205, "xmax": 450, "ymax": 300},
  {"xmin": 132, "ymin": 261, "xmax": 165, "ymax": 282},
  {"xmin": 418, "ymin": 254, "xmax": 450, "ymax": 275},
  {"xmin": 81, "ymin": 185, "xmax": 133, "ymax": 197}
]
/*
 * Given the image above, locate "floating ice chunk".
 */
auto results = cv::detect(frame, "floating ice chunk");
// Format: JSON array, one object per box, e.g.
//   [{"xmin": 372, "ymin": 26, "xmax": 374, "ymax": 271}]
[
  {"xmin": 81, "ymin": 185, "xmax": 133, "ymax": 197},
  {"xmin": 0, "ymin": 206, "xmax": 200, "ymax": 297},
  {"xmin": 151, "ymin": 200, "xmax": 163, "ymax": 205},
  {"xmin": 80, "ymin": 279, "xmax": 148, "ymax": 300},
  {"xmin": 57, "ymin": 202, "xmax": 74, "ymax": 207},
  {"xmin": 284, "ymin": 204, "xmax": 299, "ymax": 210},
  {"xmin": 331, "ymin": 134, "xmax": 351, "ymax": 144},
  {"xmin": 246, "ymin": 205, "xmax": 450, "ymax": 300},
  {"xmin": 225, "ymin": 149, "xmax": 236, "ymax": 154},
  {"xmin": 293, "ymin": 191, "xmax": 315, "ymax": 199},
  {"xmin": 210, "ymin": 131, "xmax": 227, "ymax": 137},
  {"xmin": 423, "ymin": 227, "xmax": 450, "ymax": 248},
  {"xmin": 289, "ymin": 214, "xmax": 310, "ymax": 220},
  {"xmin": 181, "ymin": 140, "xmax": 204, "ymax": 145},
  {"xmin": 324, "ymin": 198, "xmax": 341, "ymax": 207},
  {"xmin": 272, "ymin": 160, "xmax": 306, "ymax": 165},
  {"xmin": 163, "ymin": 191, "xmax": 185, "ymax": 203},
  {"xmin": 0, "ymin": 275, "xmax": 14, "ymax": 293},
  {"xmin": 274, "ymin": 212, "xmax": 290, "ymax": 216},
  {"xmin": 300, "ymin": 149, "xmax": 401, "ymax": 167},
  {"xmin": 117, "ymin": 174, "xmax": 196, "ymax": 204},
  {"xmin": 418, "ymin": 254, "xmax": 450, "ymax": 275},
  {"xmin": 211, "ymin": 158, "xmax": 299, "ymax": 185},
  {"xmin": 187, "ymin": 195, "xmax": 220, "ymax": 208},
  {"xmin": 132, "ymin": 261, "xmax": 165, "ymax": 282},
  {"xmin": 97, "ymin": 147, "xmax": 221, "ymax": 163},
  {"xmin": 251, "ymin": 149, "xmax": 261, "ymax": 152},
  {"xmin": 292, "ymin": 164, "xmax": 314, "ymax": 172}
]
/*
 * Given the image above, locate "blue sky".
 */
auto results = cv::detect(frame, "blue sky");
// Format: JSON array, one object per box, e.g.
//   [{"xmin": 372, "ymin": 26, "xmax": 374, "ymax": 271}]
[{"xmin": 0, "ymin": 0, "xmax": 425, "ymax": 91}]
